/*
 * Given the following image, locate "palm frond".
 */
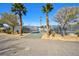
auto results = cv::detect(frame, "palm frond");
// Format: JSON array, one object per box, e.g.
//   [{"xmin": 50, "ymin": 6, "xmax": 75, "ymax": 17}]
[
  {"xmin": 11, "ymin": 3, "xmax": 27, "ymax": 16},
  {"xmin": 41, "ymin": 3, "xmax": 53, "ymax": 14}
]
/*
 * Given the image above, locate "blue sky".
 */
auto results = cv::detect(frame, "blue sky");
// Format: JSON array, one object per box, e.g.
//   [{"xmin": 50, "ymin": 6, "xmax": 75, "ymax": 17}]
[{"xmin": 0, "ymin": 3, "xmax": 79, "ymax": 26}]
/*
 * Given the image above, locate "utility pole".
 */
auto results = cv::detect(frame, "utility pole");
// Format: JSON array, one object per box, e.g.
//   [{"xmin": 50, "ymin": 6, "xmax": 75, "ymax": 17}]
[
  {"xmin": 40, "ymin": 16, "xmax": 43, "ymax": 32},
  {"xmin": 40, "ymin": 16, "xmax": 42, "ymax": 27}
]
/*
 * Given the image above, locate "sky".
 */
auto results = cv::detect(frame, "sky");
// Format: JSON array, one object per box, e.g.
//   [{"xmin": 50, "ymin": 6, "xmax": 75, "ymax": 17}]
[{"xmin": 0, "ymin": 3, "xmax": 79, "ymax": 26}]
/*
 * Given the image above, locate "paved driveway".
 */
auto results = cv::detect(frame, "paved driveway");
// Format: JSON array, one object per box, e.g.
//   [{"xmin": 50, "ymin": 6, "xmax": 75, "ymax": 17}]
[{"xmin": 0, "ymin": 33, "xmax": 79, "ymax": 56}]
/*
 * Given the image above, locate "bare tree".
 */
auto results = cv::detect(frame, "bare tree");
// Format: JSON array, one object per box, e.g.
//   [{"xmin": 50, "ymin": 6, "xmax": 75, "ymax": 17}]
[{"xmin": 54, "ymin": 7, "xmax": 79, "ymax": 36}]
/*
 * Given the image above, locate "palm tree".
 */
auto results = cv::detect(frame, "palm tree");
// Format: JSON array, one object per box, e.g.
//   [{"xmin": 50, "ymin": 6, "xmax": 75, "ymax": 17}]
[
  {"xmin": 11, "ymin": 3, "xmax": 27, "ymax": 35},
  {"xmin": 41, "ymin": 3, "xmax": 53, "ymax": 35}
]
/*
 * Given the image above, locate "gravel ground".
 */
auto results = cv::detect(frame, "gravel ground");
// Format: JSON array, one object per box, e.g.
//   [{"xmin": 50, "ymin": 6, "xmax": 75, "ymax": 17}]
[{"xmin": 0, "ymin": 33, "xmax": 79, "ymax": 56}]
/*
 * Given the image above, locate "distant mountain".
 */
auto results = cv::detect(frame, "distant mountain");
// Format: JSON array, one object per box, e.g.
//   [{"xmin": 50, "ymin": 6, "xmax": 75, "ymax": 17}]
[{"xmin": 22, "ymin": 25, "xmax": 40, "ymax": 33}]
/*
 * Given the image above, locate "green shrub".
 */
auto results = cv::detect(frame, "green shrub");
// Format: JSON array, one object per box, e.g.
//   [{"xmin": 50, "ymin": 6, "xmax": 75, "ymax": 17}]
[
  {"xmin": 75, "ymin": 30, "xmax": 79, "ymax": 37},
  {"xmin": 0, "ymin": 28, "xmax": 2, "ymax": 32},
  {"xmin": 0, "ymin": 27, "xmax": 4, "ymax": 33},
  {"xmin": 6, "ymin": 28, "xmax": 12, "ymax": 34}
]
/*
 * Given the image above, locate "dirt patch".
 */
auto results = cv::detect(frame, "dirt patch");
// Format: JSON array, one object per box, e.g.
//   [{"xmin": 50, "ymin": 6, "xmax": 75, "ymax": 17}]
[{"xmin": 41, "ymin": 33, "xmax": 79, "ymax": 41}]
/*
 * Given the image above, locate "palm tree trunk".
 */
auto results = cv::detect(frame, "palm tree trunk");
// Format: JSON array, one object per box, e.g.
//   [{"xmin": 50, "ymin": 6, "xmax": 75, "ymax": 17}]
[
  {"xmin": 46, "ymin": 13, "xmax": 50, "ymax": 35},
  {"xmin": 19, "ymin": 15, "xmax": 22, "ymax": 36}
]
